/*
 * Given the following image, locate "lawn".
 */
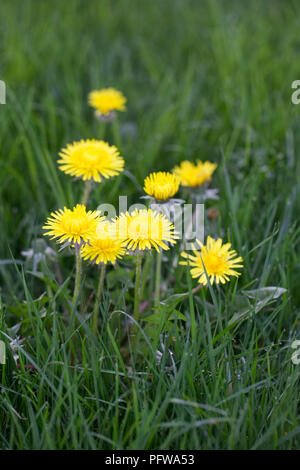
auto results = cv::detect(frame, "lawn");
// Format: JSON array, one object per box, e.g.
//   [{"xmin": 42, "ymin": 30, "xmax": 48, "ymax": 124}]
[{"xmin": 0, "ymin": 0, "xmax": 299, "ymax": 450}]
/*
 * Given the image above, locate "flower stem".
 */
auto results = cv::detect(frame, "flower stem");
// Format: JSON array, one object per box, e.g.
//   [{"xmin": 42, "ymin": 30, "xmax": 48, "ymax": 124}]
[
  {"xmin": 141, "ymin": 252, "xmax": 152, "ymax": 300},
  {"xmin": 92, "ymin": 263, "xmax": 106, "ymax": 334},
  {"xmin": 133, "ymin": 252, "xmax": 143, "ymax": 326},
  {"xmin": 112, "ymin": 118, "xmax": 121, "ymax": 150},
  {"xmin": 72, "ymin": 246, "xmax": 82, "ymax": 307},
  {"xmin": 154, "ymin": 250, "xmax": 162, "ymax": 308},
  {"xmin": 187, "ymin": 269, "xmax": 196, "ymax": 341},
  {"xmin": 99, "ymin": 121, "xmax": 106, "ymax": 140},
  {"xmin": 81, "ymin": 180, "xmax": 92, "ymax": 206}
]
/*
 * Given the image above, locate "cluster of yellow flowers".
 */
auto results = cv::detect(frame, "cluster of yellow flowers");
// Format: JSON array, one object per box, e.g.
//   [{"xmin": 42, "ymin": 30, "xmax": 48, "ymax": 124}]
[
  {"xmin": 44, "ymin": 203, "xmax": 178, "ymax": 261},
  {"xmin": 43, "ymin": 87, "xmax": 243, "ymax": 305}
]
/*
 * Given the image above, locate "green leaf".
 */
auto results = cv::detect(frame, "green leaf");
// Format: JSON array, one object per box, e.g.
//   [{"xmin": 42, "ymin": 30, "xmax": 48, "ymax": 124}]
[
  {"xmin": 144, "ymin": 310, "xmax": 187, "ymax": 324},
  {"xmin": 230, "ymin": 286, "xmax": 287, "ymax": 325}
]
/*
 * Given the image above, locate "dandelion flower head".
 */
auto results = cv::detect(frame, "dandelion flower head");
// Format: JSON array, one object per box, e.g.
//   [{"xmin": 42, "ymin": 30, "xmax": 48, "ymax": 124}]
[
  {"xmin": 173, "ymin": 160, "xmax": 217, "ymax": 187},
  {"xmin": 88, "ymin": 88, "xmax": 126, "ymax": 115},
  {"xmin": 58, "ymin": 139, "xmax": 124, "ymax": 182},
  {"xmin": 43, "ymin": 204, "xmax": 103, "ymax": 246},
  {"xmin": 81, "ymin": 221, "xmax": 127, "ymax": 265},
  {"xmin": 180, "ymin": 236, "xmax": 243, "ymax": 285},
  {"xmin": 113, "ymin": 208, "xmax": 178, "ymax": 252},
  {"xmin": 143, "ymin": 171, "xmax": 180, "ymax": 201}
]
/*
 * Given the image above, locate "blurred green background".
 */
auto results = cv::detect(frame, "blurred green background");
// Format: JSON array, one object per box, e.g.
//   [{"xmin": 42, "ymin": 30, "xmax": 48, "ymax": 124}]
[{"xmin": 0, "ymin": 0, "xmax": 300, "ymax": 450}]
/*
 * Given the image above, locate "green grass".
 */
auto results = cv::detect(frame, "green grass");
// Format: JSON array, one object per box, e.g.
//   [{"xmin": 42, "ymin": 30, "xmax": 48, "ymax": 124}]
[{"xmin": 0, "ymin": 0, "xmax": 300, "ymax": 450}]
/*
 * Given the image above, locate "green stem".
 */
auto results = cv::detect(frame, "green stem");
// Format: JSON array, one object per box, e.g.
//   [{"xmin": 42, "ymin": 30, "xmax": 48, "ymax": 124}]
[
  {"xmin": 112, "ymin": 118, "xmax": 121, "ymax": 150},
  {"xmin": 187, "ymin": 269, "xmax": 196, "ymax": 341},
  {"xmin": 92, "ymin": 263, "xmax": 106, "ymax": 334},
  {"xmin": 141, "ymin": 252, "xmax": 152, "ymax": 300},
  {"xmin": 72, "ymin": 246, "xmax": 82, "ymax": 307},
  {"xmin": 154, "ymin": 250, "xmax": 162, "ymax": 308},
  {"xmin": 99, "ymin": 121, "xmax": 106, "ymax": 140},
  {"xmin": 133, "ymin": 252, "xmax": 143, "ymax": 326},
  {"xmin": 81, "ymin": 180, "xmax": 92, "ymax": 206}
]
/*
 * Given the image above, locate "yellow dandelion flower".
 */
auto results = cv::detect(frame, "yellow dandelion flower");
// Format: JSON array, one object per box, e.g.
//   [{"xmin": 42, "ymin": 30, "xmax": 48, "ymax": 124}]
[
  {"xmin": 180, "ymin": 236, "xmax": 243, "ymax": 285},
  {"xmin": 81, "ymin": 222, "xmax": 127, "ymax": 265},
  {"xmin": 58, "ymin": 139, "xmax": 124, "ymax": 182},
  {"xmin": 113, "ymin": 208, "xmax": 178, "ymax": 253},
  {"xmin": 88, "ymin": 88, "xmax": 126, "ymax": 115},
  {"xmin": 173, "ymin": 160, "xmax": 217, "ymax": 187},
  {"xmin": 143, "ymin": 171, "xmax": 180, "ymax": 201},
  {"xmin": 43, "ymin": 204, "xmax": 104, "ymax": 246}
]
